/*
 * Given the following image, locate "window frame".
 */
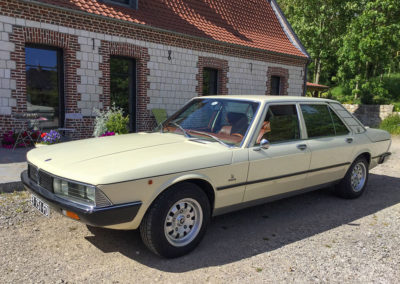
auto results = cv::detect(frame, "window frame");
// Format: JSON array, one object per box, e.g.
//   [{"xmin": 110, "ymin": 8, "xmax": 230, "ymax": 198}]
[
  {"xmin": 250, "ymin": 102, "xmax": 304, "ymax": 147},
  {"xmin": 300, "ymin": 103, "xmax": 351, "ymax": 139},
  {"xmin": 25, "ymin": 44, "xmax": 65, "ymax": 128},
  {"xmin": 101, "ymin": 0, "xmax": 138, "ymax": 9}
]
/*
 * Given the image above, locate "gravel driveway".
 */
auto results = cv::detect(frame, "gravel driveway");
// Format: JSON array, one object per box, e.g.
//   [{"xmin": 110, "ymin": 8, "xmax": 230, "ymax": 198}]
[{"xmin": 1, "ymin": 137, "xmax": 399, "ymax": 283}]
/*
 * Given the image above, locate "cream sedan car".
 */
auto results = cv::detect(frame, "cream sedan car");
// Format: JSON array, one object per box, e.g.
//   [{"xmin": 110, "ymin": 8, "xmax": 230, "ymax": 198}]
[{"xmin": 22, "ymin": 96, "xmax": 391, "ymax": 258}]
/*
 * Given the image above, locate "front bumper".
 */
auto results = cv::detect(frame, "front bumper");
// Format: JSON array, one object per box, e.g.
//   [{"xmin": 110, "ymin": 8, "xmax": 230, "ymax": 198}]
[{"xmin": 21, "ymin": 170, "xmax": 142, "ymax": 227}]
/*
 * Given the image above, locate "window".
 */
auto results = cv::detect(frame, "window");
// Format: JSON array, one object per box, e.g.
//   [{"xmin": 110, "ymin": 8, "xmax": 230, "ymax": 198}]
[
  {"xmin": 25, "ymin": 45, "xmax": 64, "ymax": 129},
  {"xmin": 301, "ymin": 104, "xmax": 349, "ymax": 138},
  {"xmin": 202, "ymin": 68, "xmax": 219, "ymax": 96},
  {"xmin": 102, "ymin": 0, "xmax": 138, "ymax": 8},
  {"xmin": 329, "ymin": 108, "xmax": 350, "ymax": 136},
  {"xmin": 256, "ymin": 105, "xmax": 300, "ymax": 145},
  {"xmin": 110, "ymin": 57, "xmax": 136, "ymax": 132},
  {"xmin": 270, "ymin": 76, "xmax": 281, "ymax": 95}
]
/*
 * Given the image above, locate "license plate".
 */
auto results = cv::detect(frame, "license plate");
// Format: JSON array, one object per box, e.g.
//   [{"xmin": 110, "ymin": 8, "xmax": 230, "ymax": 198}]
[{"xmin": 31, "ymin": 194, "xmax": 50, "ymax": 217}]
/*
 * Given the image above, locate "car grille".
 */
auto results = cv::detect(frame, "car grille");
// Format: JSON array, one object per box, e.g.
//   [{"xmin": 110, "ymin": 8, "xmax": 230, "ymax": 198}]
[{"xmin": 28, "ymin": 164, "xmax": 53, "ymax": 193}]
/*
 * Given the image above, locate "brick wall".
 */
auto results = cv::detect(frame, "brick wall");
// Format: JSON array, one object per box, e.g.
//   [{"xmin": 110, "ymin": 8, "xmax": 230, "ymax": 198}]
[{"xmin": 0, "ymin": 0, "xmax": 307, "ymax": 139}]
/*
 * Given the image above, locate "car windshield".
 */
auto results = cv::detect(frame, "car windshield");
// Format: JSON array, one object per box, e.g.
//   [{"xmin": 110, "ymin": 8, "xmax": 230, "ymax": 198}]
[{"xmin": 158, "ymin": 98, "xmax": 260, "ymax": 147}]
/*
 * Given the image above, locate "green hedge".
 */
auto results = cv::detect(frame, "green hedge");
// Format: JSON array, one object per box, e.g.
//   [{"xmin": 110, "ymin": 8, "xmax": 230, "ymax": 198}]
[{"xmin": 380, "ymin": 114, "xmax": 400, "ymax": 135}]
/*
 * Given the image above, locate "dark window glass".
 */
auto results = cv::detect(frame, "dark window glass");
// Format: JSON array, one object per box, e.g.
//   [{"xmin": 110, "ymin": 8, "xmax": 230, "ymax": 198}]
[
  {"xmin": 202, "ymin": 68, "xmax": 218, "ymax": 96},
  {"xmin": 270, "ymin": 76, "xmax": 281, "ymax": 95},
  {"xmin": 25, "ymin": 46, "xmax": 63, "ymax": 129},
  {"xmin": 329, "ymin": 107, "xmax": 350, "ymax": 135},
  {"xmin": 258, "ymin": 105, "xmax": 300, "ymax": 144},
  {"xmin": 301, "ymin": 104, "xmax": 336, "ymax": 138},
  {"xmin": 110, "ymin": 57, "xmax": 136, "ymax": 132},
  {"xmin": 103, "ymin": 0, "xmax": 137, "ymax": 8}
]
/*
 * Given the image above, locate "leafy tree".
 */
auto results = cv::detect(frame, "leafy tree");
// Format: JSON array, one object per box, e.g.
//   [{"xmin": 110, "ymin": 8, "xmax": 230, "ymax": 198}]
[
  {"xmin": 278, "ymin": 0, "xmax": 351, "ymax": 85},
  {"xmin": 337, "ymin": 0, "xmax": 400, "ymax": 103}
]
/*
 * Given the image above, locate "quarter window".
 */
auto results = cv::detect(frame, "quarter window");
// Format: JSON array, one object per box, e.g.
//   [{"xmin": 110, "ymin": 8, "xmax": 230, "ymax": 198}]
[
  {"xmin": 256, "ymin": 105, "xmax": 300, "ymax": 145},
  {"xmin": 301, "ymin": 104, "xmax": 349, "ymax": 138}
]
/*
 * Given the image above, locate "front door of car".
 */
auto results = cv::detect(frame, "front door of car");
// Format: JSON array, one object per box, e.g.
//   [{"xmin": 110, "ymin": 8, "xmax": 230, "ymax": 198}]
[
  {"xmin": 244, "ymin": 104, "xmax": 311, "ymax": 202},
  {"xmin": 300, "ymin": 103, "xmax": 355, "ymax": 187}
]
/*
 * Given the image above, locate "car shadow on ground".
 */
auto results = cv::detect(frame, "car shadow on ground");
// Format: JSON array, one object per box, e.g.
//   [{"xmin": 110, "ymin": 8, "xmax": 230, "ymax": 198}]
[{"xmin": 85, "ymin": 173, "xmax": 400, "ymax": 272}]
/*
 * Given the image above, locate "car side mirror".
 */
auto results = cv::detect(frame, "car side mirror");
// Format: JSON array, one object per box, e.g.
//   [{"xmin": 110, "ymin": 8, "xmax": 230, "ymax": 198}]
[
  {"xmin": 254, "ymin": 139, "xmax": 270, "ymax": 151},
  {"xmin": 260, "ymin": 139, "xmax": 270, "ymax": 149}
]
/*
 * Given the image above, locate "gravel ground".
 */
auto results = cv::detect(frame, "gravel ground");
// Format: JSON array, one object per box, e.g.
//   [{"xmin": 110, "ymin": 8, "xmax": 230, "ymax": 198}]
[{"xmin": 1, "ymin": 137, "xmax": 399, "ymax": 283}]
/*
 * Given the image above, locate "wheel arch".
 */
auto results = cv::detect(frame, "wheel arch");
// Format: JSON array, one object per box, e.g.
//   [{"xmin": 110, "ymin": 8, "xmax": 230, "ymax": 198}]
[
  {"xmin": 148, "ymin": 174, "xmax": 217, "ymax": 215},
  {"xmin": 353, "ymin": 151, "xmax": 371, "ymax": 165}
]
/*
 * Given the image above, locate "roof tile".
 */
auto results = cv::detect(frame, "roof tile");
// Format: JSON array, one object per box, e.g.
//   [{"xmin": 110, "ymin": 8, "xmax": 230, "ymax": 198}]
[{"xmin": 35, "ymin": 0, "xmax": 306, "ymax": 57}]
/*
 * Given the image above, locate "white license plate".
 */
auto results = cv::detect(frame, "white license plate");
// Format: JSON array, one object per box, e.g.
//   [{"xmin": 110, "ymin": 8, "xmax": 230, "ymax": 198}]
[{"xmin": 31, "ymin": 194, "xmax": 50, "ymax": 217}]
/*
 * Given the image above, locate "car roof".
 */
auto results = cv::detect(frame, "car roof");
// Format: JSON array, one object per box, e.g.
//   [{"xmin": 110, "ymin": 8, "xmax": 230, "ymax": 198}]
[{"xmin": 194, "ymin": 95, "xmax": 338, "ymax": 104}]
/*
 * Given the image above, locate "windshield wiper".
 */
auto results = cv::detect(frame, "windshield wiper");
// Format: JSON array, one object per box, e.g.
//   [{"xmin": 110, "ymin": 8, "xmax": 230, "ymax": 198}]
[
  {"xmin": 188, "ymin": 130, "xmax": 231, "ymax": 148},
  {"xmin": 162, "ymin": 121, "xmax": 191, "ymax": 138}
]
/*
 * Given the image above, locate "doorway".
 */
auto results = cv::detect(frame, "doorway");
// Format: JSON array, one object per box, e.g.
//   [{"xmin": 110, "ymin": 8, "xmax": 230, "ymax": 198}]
[{"xmin": 110, "ymin": 57, "xmax": 137, "ymax": 132}]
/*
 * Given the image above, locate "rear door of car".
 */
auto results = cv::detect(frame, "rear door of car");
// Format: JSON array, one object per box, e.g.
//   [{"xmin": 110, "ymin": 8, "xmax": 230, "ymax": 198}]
[
  {"xmin": 299, "ymin": 103, "xmax": 355, "ymax": 187},
  {"xmin": 244, "ymin": 103, "xmax": 311, "ymax": 202}
]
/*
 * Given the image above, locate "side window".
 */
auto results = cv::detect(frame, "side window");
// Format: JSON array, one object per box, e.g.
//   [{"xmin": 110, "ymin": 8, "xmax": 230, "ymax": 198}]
[
  {"xmin": 255, "ymin": 105, "xmax": 300, "ymax": 145},
  {"xmin": 329, "ymin": 107, "xmax": 350, "ymax": 135},
  {"xmin": 301, "ymin": 104, "xmax": 348, "ymax": 138}
]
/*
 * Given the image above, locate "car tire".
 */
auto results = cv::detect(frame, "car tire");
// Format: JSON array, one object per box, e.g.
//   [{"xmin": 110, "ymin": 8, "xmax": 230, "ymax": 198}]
[
  {"xmin": 140, "ymin": 182, "xmax": 211, "ymax": 258},
  {"xmin": 335, "ymin": 157, "xmax": 369, "ymax": 199}
]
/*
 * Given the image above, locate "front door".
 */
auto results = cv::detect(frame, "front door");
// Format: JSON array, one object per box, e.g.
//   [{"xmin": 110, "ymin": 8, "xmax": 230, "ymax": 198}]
[
  {"xmin": 244, "ymin": 104, "xmax": 311, "ymax": 202},
  {"xmin": 110, "ymin": 57, "xmax": 136, "ymax": 132}
]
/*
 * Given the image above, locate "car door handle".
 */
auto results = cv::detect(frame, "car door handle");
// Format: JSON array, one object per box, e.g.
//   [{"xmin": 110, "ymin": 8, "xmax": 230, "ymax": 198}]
[
  {"xmin": 297, "ymin": 144, "xmax": 307, "ymax": 151},
  {"xmin": 346, "ymin": 138, "xmax": 353, "ymax": 143}
]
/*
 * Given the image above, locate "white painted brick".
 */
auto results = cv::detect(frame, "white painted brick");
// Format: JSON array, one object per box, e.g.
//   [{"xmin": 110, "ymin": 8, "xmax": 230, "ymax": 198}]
[
  {"xmin": 87, "ymin": 85, "xmax": 96, "ymax": 94},
  {"xmin": 1, "ymin": 98, "xmax": 8, "ymax": 106},
  {"xmin": 81, "ymin": 108, "xmax": 92, "ymax": 117},
  {"xmin": 0, "ymin": 41, "xmax": 15, "ymax": 52},
  {"xmin": 0, "ymin": 16, "xmax": 15, "ymax": 25},
  {"xmin": 10, "ymin": 79, "xmax": 16, "ymax": 90},
  {"xmin": 81, "ymin": 94, "xmax": 90, "ymax": 101},
  {"xmin": 59, "ymin": 26, "xmax": 69, "ymax": 34},
  {"xmin": 0, "ymin": 88, "xmax": 11, "ymax": 97},
  {"xmin": 96, "ymin": 86, "xmax": 103, "ymax": 94},
  {"xmin": 0, "ymin": 106, "xmax": 11, "ymax": 115},
  {"xmin": 6, "ymin": 60, "xmax": 16, "ymax": 69},
  {"xmin": 77, "ymin": 85, "xmax": 86, "ymax": 93},
  {"xmin": 90, "ymin": 94, "xmax": 99, "ymax": 102},
  {"xmin": 78, "ymin": 37, "xmax": 88, "ymax": 45},
  {"xmin": 0, "ymin": 23, "xmax": 3, "ymax": 32},
  {"xmin": 0, "ymin": 51, "xmax": 10, "ymax": 60},
  {"xmin": 1, "ymin": 32, "xmax": 9, "ymax": 41},
  {"xmin": 9, "ymin": 98, "xmax": 16, "ymax": 107}
]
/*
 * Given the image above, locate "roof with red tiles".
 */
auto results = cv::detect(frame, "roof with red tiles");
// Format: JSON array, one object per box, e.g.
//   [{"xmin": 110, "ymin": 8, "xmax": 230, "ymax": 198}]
[{"xmin": 34, "ymin": 0, "xmax": 308, "ymax": 58}]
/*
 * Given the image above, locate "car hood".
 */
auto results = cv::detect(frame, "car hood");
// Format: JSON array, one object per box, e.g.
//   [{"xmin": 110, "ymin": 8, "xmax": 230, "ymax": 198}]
[{"xmin": 27, "ymin": 133, "xmax": 233, "ymax": 185}]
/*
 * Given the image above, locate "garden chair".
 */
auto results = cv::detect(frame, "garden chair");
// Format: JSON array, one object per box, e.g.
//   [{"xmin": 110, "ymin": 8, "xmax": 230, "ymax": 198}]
[
  {"xmin": 12, "ymin": 113, "xmax": 44, "ymax": 151},
  {"xmin": 152, "ymin": 108, "xmax": 168, "ymax": 125},
  {"xmin": 58, "ymin": 113, "xmax": 83, "ymax": 141}
]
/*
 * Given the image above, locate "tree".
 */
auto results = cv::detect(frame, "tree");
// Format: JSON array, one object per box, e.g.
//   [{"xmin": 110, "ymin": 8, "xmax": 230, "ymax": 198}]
[
  {"xmin": 278, "ymin": 0, "xmax": 351, "ymax": 85},
  {"xmin": 337, "ymin": 0, "xmax": 400, "ymax": 103}
]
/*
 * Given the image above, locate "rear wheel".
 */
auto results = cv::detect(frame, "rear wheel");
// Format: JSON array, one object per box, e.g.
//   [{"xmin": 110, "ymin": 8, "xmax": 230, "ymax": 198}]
[
  {"xmin": 140, "ymin": 182, "xmax": 211, "ymax": 258},
  {"xmin": 335, "ymin": 157, "xmax": 369, "ymax": 199}
]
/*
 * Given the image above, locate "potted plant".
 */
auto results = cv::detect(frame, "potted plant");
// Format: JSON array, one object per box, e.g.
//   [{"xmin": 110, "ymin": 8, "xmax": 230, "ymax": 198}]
[{"xmin": 36, "ymin": 130, "xmax": 61, "ymax": 147}]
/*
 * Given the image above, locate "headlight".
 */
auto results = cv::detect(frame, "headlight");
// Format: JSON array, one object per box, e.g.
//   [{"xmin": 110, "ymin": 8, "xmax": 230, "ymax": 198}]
[{"xmin": 53, "ymin": 178, "xmax": 111, "ymax": 207}]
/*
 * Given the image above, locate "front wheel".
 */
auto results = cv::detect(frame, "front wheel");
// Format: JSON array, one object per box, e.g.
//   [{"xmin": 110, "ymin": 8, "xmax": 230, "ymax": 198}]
[
  {"xmin": 335, "ymin": 157, "xmax": 369, "ymax": 199},
  {"xmin": 140, "ymin": 182, "xmax": 211, "ymax": 258}
]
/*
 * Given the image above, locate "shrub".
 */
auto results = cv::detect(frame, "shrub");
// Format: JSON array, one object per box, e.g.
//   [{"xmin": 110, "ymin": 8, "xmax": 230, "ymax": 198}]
[
  {"xmin": 93, "ymin": 104, "xmax": 129, "ymax": 137},
  {"xmin": 380, "ymin": 114, "xmax": 400, "ymax": 135}
]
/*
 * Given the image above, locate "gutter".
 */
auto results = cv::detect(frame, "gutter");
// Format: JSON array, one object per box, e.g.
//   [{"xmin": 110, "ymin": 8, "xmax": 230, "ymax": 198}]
[{"xmin": 20, "ymin": 0, "xmax": 308, "ymax": 61}]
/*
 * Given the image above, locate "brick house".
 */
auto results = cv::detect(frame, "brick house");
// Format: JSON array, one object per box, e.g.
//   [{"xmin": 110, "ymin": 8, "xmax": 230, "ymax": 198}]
[{"xmin": 0, "ymin": 0, "xmax": 310, "ymax": 139}]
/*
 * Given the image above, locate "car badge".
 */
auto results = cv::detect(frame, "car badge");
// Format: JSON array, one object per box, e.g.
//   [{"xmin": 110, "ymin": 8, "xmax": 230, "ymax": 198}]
[{"xmin": 45, "ymin": 158, "xmax": 52, "ymax": 162}]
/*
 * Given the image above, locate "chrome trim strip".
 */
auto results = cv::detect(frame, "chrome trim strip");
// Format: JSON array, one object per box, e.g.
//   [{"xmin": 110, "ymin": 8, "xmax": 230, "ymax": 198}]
[{"xmin": 217, "ymin": 162, "xmax": 350, "ymax": 191}]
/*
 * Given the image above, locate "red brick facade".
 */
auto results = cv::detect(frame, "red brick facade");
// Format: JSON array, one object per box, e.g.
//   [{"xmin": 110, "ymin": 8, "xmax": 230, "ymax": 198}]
[
  {"xmin": 266, "ymin": 67, "xmax": 289, "ymax": 96},
  {"xmin": 0, "ymin": 0, "xmax": 308, "ymax": 139},
  {"xmin": 196, "ymin": 57, "xmax": 229, "ymax": 96}
]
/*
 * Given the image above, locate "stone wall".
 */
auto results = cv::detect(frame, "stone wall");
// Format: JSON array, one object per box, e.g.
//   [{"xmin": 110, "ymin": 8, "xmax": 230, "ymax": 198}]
[{"xmin": 343, "ymin": 104, "xmax": 394, "ymax": 127}]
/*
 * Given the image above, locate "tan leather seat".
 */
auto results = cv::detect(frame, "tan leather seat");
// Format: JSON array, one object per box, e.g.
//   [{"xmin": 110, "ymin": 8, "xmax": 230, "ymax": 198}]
[{"xmin": 218, "ymin": 112, "xmax": 248, "ymax": 137}]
